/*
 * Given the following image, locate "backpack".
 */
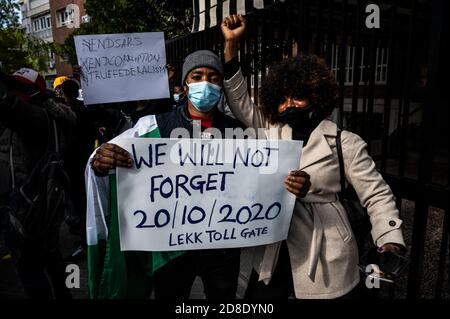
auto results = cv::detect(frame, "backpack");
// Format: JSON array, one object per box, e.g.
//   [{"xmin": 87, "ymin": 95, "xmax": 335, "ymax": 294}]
[{"xmin": 7, "ymin": 110, "xmax": 70, "ymax": 243}]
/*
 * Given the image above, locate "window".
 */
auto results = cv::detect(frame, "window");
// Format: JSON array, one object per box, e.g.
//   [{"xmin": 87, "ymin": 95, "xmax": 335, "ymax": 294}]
[
  {"xmin": 330, "ymin": 44, "xmax": 389, "ymax": 86},
  {"xmin": 32, "ymin": 14, "xmax": 51, "ymax": 32},
  {"xmin": 375, "ymin": 48, "xmax": 389, "ymax": 84},
  {"xmin": 57, "ymin": 7, "xmax": 74, "ymax": 27},
  {"xmin": 31, "ymin": 14, "xmax": 52, "ymax": 39}
]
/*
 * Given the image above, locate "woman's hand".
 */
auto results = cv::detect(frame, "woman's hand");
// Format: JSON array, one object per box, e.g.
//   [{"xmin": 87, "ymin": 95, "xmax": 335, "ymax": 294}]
[
  {"xmin": 285, "ymin": 170, "xmax": 311, "ymax": 198},
  {"xmin": 378, "ymin": 243, "xmax": 406, "ymax": 255},
  {"xmin": 221, "ymin": 14, "xmax": 246, "ymax": 62},
  {"xmin": 91, "ymin": 143, "xmax": 133, "ymax": 176},
  {"xmin": 221, "ymin": 14, "xmax": 246, "ymax": 42}
]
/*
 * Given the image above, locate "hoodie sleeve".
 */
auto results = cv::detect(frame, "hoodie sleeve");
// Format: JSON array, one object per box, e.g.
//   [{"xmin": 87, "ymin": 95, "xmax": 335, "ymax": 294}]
[{"xmin": 0, "ymin": 93, "xmax": 48, "ymax": 138}]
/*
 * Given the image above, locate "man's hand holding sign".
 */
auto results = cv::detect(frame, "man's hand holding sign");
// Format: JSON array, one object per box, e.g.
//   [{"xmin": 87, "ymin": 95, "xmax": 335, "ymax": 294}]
[{"xmin": 91, "ymin": 143, "xmax": 133, "ymax": 176}]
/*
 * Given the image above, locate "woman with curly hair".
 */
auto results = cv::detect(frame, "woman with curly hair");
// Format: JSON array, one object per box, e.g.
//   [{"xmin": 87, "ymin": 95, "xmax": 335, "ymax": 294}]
[
  {"xmin": 221, "ymin": 15, "xmax": 406, "ymax": 299},
  {"xmin": 258, "ymin": 54, "xmax": 339, "ymax": 142}
]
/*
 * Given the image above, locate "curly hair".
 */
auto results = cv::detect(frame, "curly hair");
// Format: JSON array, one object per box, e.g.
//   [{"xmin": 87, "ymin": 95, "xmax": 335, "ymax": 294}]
[{"xmin": 259, "ymin": 54, "xmax": 339, "ymax": 124}]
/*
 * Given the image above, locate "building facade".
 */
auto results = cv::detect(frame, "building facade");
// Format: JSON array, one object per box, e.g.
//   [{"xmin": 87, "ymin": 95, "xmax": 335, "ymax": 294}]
[
  {"xmin": 49, "ymin": 0, "xmax": 87, "ymax": 76},
  {"xmin": 20, "ymin": 0, "xmax": 56, "ymax": 87}
]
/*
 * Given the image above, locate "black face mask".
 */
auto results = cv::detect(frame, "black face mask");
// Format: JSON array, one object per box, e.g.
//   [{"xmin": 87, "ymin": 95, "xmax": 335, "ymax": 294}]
[{"xmin": 277, "ymin": 106, "xmax": 325, "ymax": 142}]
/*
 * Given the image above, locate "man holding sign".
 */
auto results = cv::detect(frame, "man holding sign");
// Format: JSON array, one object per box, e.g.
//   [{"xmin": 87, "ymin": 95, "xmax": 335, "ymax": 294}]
[{"xmin": 86, "ymin": 48, "xmax": 311, "ymax": 299}]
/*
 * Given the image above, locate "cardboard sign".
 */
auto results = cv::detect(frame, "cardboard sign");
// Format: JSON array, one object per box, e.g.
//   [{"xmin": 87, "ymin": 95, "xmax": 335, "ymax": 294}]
[
  {"xmin": 74, "ymin": 32, "xmax": 169, "ymax": 105},
  {"xmin": 116, "ymin": 138, "xmax": 303, "ymax": 251}
]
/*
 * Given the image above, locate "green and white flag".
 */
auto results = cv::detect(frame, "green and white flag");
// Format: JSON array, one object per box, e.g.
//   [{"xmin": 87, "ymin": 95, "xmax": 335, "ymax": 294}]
[{"xmin": 85, "ymin": 115, "xmax": 184, "ymax": 298}]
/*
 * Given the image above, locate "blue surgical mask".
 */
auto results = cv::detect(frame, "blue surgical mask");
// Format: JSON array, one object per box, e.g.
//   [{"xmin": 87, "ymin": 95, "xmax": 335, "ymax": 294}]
[
  {"xmin": 173, "ymin": 92, "xmax": 185, "ymax": 103},
  {"xmin": 187, "ymin": 81, "xmax": 222, "ymax": 112}
]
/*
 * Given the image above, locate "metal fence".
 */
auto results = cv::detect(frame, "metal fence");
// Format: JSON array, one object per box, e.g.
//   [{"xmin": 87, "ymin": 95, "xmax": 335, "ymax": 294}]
[{"xmin": 166, "ymin": 0, "xmax": 449, "ymax": 299}]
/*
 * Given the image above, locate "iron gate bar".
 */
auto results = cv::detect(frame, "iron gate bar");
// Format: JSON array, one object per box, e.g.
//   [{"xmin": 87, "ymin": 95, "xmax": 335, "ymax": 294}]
[
  {"xmin": 260, "ymin": 8, "xmax": 267, "ymax": 84},
  {"xmin": 381, "ymin": 0, "xmax": 400, "ymax": 300},
  {"xmin": 245, "ymin": 19, "xmax": 251, "ymax": 97},
  {"xmin": 435, "ymin": 209, "xmax": 449, "ymax": 298},
  {"xmin": 398, "ymin": 0, "xmax": 417, "ymax": 179},
  {"xmin": 297, "ymin": 0, "xmax": 306, "ymax": 53},
  {"xmin": 278, "ymin": 0, "xmax": 286, "ymax": 58},
  {"xmin": 408, "ymin": 0, "xmax": 446, "ymax": 299},
  {"xmin": 380, "ymin": 0, "xmax": 398, "ymax": 173},
  {"xmin": 252, "ymin": 10, "xmax": 259, "ymax": 106},
  {"xmin": 365, "ymin": 25, "xmax": 377, "ymax": 154},
  {"xmin": 285, "ymin": 0, "xmax": 293, "ymax": 58},
  {"xmin": 360, "ymin": 39, "xmax": 369, "ymax": 142},
  {"xmin": 205, "ymin": 0, "xmax": 211, "ymax": 33},
  {"xmin": 313, "ymin": 0, "xmax": 323, "ymax": 56},
  {"xmin": 337, "ymin": 0, "xmax": 348, "ymax": 129},
  {"xmin": 350, "ymin": 0, "xmax": 363, "ymax": 133},
  {"xmin": 325, "ymin": 0, "xmax": 333, "ymax": 72}
]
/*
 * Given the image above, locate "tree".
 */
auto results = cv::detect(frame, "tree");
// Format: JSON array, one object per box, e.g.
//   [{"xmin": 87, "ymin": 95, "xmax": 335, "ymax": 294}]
[
  {"xmin": 0, "ymin": 0, "xmax": 19, "ymax": 28},
  {"xmin": 83, "ymin": 0, "xmax": 192, "ymax": 36},
  {"xmin": 60, "ymin": 0, "xmax": 193, "ymax": 65},
  {"xmin": 0, "ymin": 0, "xmax": 51, "ymax": 74},
  {"xmin": 0, "ymin": 29, "xmax": 52, "ymax": 74}
]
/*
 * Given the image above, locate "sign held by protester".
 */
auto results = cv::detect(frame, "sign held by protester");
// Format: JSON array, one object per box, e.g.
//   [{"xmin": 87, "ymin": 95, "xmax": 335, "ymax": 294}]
[
  {"xmin": 117, "ymin": 138, "xmax": 302, "ymax": 251},
  {"xmin": 74, "ymin": 32, "xmax": 169, "ymax": 105}
]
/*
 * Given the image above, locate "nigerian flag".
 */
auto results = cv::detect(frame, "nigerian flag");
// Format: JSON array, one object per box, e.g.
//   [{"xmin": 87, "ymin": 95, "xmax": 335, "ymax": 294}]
[{"xmin": 85, "ymin": 115, "xmax": 184, "ymax": 298}]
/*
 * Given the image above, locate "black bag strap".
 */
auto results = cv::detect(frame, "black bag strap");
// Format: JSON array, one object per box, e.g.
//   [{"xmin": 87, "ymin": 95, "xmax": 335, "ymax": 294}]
[
  {"xmin": 52, "ymin": 116, "xmax": 59, "ymax": 153},
  {"xmin": 43, "ymin": 108, "xmax": 59, "ymax": 154},
  {"xmin": 9, "ymin": 131, "xmax": 16, "ymax": 190},
  {"xmin": 336, "ymin": 124, "xmax": 346, "ymax": 193},
  {"xmin": 8, "ymin": 108, "xmax": 59, "ymax": 191}
]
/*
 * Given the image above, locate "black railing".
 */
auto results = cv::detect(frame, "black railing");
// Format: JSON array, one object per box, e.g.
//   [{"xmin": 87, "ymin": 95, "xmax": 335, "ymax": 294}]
[{"xmin": 166, "ymin": 0, "xmax": 449, "ymax": 299}]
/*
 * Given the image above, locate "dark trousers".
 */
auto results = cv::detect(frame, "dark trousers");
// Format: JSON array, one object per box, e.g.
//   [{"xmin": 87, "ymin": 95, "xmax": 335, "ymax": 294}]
[
  {"xmin": 154, "ymin": 248, "xmax": 240, "ymax": 299},
  {"xmin": 17, "ymin": 242, "xmax": 71, "ymax": 299},
  {"xmin": 0, "ymin": 233, "xmax": 26, "ymax": 299},
  {"xmin": 66, "ymin": 177, "xmax": 87, "ymax": 248}
]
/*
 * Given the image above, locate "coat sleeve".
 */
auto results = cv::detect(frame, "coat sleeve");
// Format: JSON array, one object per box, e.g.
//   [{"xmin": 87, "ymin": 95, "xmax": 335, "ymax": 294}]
[
  {"xmin": 342, "ymin": 131, "xmax": 405, "ymax": 248},
  {"xmin": 223, "ymin": 68, "xmax": 269, "ymax": 131}
]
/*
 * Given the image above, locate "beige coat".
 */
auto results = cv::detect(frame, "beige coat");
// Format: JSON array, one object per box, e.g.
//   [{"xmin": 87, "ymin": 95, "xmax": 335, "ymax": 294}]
[{"xmin": 224, "ymin": 69, "xmax": 405, "ymax": 299}]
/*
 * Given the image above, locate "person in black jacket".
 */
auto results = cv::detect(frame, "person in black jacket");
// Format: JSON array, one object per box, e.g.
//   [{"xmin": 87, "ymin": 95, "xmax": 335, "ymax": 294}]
[
  {"xmin": 60, "ymin": 79, "xmax": 97, "ymax": 260},
  {"xmin": 89, "ymin": 50, "xmax": 247, "ymax": 299},
  {"xmin": 0, "ymin": 68, "xmax": 76, "ymax": 299}
]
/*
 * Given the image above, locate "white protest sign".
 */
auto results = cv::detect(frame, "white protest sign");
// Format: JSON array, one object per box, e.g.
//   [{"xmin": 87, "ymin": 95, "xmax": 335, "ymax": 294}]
[
  {"xmin": 116, "ymin": 138, "xmax": 303, "ymax": 251},
  {"xmin": 74, "ymin": 32, "xmax": 169, "ymax": 105}
]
